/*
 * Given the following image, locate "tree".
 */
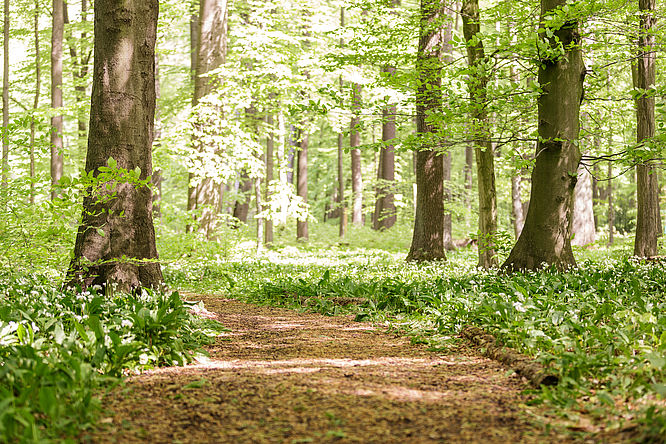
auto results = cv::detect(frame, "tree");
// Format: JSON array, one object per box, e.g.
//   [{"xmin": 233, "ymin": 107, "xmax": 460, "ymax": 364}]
[
  {"xmin": 29, "ymin": 0, "xmax": 41, "ymax": 203},
  {"xmin": 190, "ymin": 0, "xmax": 228, "ymax": 237},
  {"xmin": 265, "ymin": 113, "xmax": 274, "ymax": 244},
  {"xmin": 51, "ymin": 0, "xmax": 64, "ymax": 200},
  {"xmin": 1, "ymin": 0, "xmax": 8, "ymax": 188},
  {"xmin": 373, "ymin": 67, "xmax": 398, "ymax": 231},
  {"xmin": 66, "ymin": 0, "xmax": 162, "ymax": 291},
  {"xmin": 571, "ymin": 162, "xmax": 595, "ymax": 246},
  {"xmin": 633, "ymin": 0, "xmax": 659, "ymax": 257},
  {"xmin": 502, "ymin": 0, "xmax": 585, "ymax": 271},
  {"xmin": 406, "ymin": 0, "xmax": 448, "ymax": 263},
  {"xmin": 461, "ymin": 0, "xmax": 498, "ymax": 268},
  {"xmin": 296, "ymin": 129, "xmax": 308, "ymax": 240},
  {"xmin": 337, "ymin": 7, "xmax": 347, "ymax": 237},
  {"xmin": 350, "ymin": 82, "xmax": 363, "ymax": 225}
]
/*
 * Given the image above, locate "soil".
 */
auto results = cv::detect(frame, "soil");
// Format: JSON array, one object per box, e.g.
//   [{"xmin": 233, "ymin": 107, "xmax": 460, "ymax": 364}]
[{"xmin": 86, "ymin": 295, "xmax": 598, "ymax": 443}]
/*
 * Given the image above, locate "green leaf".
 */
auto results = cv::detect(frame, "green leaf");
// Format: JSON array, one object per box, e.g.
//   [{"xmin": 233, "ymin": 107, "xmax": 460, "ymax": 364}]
[{"xmin": 183, "ymin": 379, "xmax": 207, "ymax": 390}]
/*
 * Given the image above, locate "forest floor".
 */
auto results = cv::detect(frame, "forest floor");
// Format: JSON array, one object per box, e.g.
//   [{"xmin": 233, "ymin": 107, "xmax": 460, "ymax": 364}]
[{"xmin": 86, "ymin": 295, "xmax": 612, "ymax": 443}]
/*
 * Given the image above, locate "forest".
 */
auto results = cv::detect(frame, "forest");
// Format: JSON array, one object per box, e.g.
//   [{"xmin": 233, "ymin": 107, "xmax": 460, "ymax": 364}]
[{"xmin": 1, "ymin": 0, "xmax": 666, "ymax": 442}]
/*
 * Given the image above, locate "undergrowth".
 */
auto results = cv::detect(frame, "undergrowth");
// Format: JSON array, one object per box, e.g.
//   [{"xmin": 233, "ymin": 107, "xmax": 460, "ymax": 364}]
[
  {"xmin": 0, "ymin": 273, "xmax": 225, "ymax": 443},
  {"xmin": 164, "ymin": 244, "xmax": 665, "ymax": 442}
]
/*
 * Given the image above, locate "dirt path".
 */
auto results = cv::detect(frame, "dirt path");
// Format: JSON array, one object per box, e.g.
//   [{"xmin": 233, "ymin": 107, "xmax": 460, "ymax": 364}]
[{"xmin": 88, "ymin": 296, "xmax": 586, "ymax": 443}]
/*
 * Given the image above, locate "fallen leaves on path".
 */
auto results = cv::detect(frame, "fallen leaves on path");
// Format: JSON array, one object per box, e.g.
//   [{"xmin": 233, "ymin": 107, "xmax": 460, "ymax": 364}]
[{"xmin": 86, "ymin": 296, "xmax": 589, "ymax": 443}]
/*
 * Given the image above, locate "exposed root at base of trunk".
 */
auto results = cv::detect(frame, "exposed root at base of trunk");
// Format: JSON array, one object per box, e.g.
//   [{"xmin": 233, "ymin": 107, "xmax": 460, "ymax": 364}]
[{"xmin": 461, "ymin": 326, "xmax": 558, "ymax": 388}]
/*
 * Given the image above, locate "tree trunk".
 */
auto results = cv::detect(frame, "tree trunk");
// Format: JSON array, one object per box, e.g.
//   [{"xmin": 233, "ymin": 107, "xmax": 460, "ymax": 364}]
[
  {"xmin": 350, "ymin": 82, "xmax": 363, "ymax": 225},
  {"xmin": 1, "ymin": 0, "xmax": 8, "ymax": 189},
  {"xmin": 232, "ymin": 171, "xmax": 252, "ymax": 224},
  {"xmin": 51, "ymin": 0, "xmax": 65, "ymax": 200},
  {"xmin": 337, "ymin": 8, "xmax": 347, "ymax": 237},
  {"xmin": 634, "ymin": 0, "xmax": 660, "ymax": 257},
  {"xmin": 373, "ymin": 66, "xmax": 398, "ymax": 231},
  {"xmin": 66, "ymin": 0, "xmax": 162, "ymax": 291},
  {"xmin": 186, "ymin": 12, "xmax": 199, "ymax": 218},
  {"xmin": 192, "ymin": 0, "xmax": 228, "ymax": 238},
  {"xmin": 297, "ymin": 130, "xmax": 309, "ymax": 240},
  {"xmin": 608, "ymin": 159, "xmax": 614, "ymax": 245},
  {"xmin": 63, "ymin": 1, "xmax": 89, "ymax": 151},
  {"xmin": 511, "ymin": 175, "xmax": 525, "ymax": 238},
  {"xmin": 464, "ymin": 144, "xmax": 473, "ymax": 228},
  {"xmin": 502, "ymin": 0, "xmax": 584, "ymax": 271},
  {"xmin": 571, "ymin": 162, "xmax": 595, "ymax": 246},
  {"xmin": 265, "ymin": 113, "xmax": 274, "ymax": 244},
  {"xmin": 29, "ymin": 1, "xmax": 41, "ymax": 204},
  {"xmin": 462, "ymin": 0, "xmax": 498, "ymax": 268},
  {"xmin": 406, "ymin": 0, "xmax": 447, "ymax": 263}
]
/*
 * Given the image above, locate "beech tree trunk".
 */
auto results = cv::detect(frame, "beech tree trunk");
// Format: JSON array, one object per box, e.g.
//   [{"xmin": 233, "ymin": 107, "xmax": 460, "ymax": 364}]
[
  {"xmin": 571, "ymin": 162, "xmax": 595, "ymax": 246},
  {"xmin": 373, "ymin": 66, "xmax": 397, "ymax": 231},
  {"xmin": 51, "ymin": 0, "xmax": 65, "ymax": 200},
  {"xmin": 265, "ymin": 113, "xmax": 274, "ymax": 244},
  {"xmin": 634, "ymin": 0, "xmax": 660, "ymax": 257},
  {"xmin": 67, "ymin": 0, "xmax": 162, "ymax": 291},
  {"xmin": 608, "ymin": 160, "xmax": 614, "ymax": 245},
  {"xmin": 350, "ymin": 82, "xmax": 363, "ymax": 225},
  {"xmin": 186, "ymin": 12, "xmax": 199, "ymax": 218},
  {"xmin": 502, "ymin": 0, "xmax": 584, "ymax": 271},
  {"xmin": 297, "ymin": 130, "xmax": 309, "ymax": 240},
  {"xmin": 406, "ymin": 0, "xmax": 447, "ymax": 263},
  {"xmin": 191, "ymin": 0, "xmax": 227, "ymax": 237},
  {"xmin": 462, "ymin": 0, "xmax": 498, "ymax": 268},
  {"xmin": 1, "ymin": 0, "xmax": 8, "ymax": 189},
  {"xmin": 64, "ymin": 1, "xmax": 90, "ymax": 151},
  {"xmin": 30, "ymin": 2, "xmax": 40, "ymax": 203},
  {"xmin": 232, "ymin": 171, "xmax": 252, "ymax": 224},
  {"xmin": 511, "ymin": 175, "xmax": 525, "ymax": 238},
  {"xmin": 338, "ymin": 8, "xmax": 347, "ymax": 237}
]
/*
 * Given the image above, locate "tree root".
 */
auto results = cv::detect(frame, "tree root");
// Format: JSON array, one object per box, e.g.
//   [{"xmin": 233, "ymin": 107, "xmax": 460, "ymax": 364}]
[{"xmin": 461, "ymin": 326, "xmax": 558, "ymax": 388}]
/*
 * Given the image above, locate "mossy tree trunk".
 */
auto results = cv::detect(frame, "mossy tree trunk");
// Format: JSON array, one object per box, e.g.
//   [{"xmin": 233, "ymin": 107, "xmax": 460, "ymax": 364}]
[
  {"xmin": 67, "ymin": 0, "xmax": 163, "ymax": 291},
  {"xmin": 502, "ymin": 0, "xmax": 584, "ymax": 271}
]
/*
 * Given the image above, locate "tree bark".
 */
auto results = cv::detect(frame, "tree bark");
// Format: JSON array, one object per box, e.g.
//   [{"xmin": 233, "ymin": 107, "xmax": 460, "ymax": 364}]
[
  {"xmin": 297, "ymin": 130, "xmax": 309, "ymax": 240},
  {"xmin": 66, "ymin": 0, "xmax": 162, "ymax": 291},
  {"xmin": 186, "ymin": 12, "xmax": 199, "ymax": 219},
  {"xmin": 265, "ymin": 113, "xmax": 274, "ymax": 244},
  {"xmin": 29, "ymin": 1, "xmax": 41, "ymax": 203},
  {"xmin": 608, "ymin": 159, "xmax": 614, "ymax": 245},
  {"xmin": 51, "ymin": 0, "xmax": 65, "ymax": 200},
  {"xmin": 406, "ymin": 0, "xmax": 447, "ymax": 263},
  {"xmin": 350, "ymin": 82, "xmax": 363, "ymax": 226},
  {"xmin": 1, "ymin": 0, "xmax": 8, "ymax": 189},
  {"xmin": 502, "ymin": 0, "xmax": 584, "ymax": 271},
  {"xmin": 511, "ymin": 175, "xmax": 525, "ymax": 238},
  {"xmin": 571, "ymin": 162, "xmax": 595, "ymax": 246},
  {"xmin": 634, "ymin": 0, "xmax": 660, "ymax": 257},
  {"xmin": 373, "ymin": 66, "xmax": 397, "ymax": 231},
  {"xmin": 462, "ymin": 0, "xmax": 498, "ymax": 268},
  {"xmin": 232, "ymin": 171, "xmax": 252, "ymax": 224},
  {"xmin": 191, "ymin": 0, "xmax": 228, "ymax": 238}
]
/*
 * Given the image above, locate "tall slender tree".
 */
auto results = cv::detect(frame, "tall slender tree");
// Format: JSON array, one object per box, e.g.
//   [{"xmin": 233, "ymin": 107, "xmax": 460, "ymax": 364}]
[
  {"xmin": 1, "ymin": 0, "xmax": 9, "ymax": 189},
  {"xmin": 373, "ymin": 68, "xmax": 398, "ymax": 231},
  {"xmin": 265, "ymin": 113, "xmax": 274, "ymax": 244},
  {"xmin": 633, "ymin": 0, "xmax": 660, "ymax": 257},
  {"xmin": 297, "ymin": 129, "xmax": 309, "ymax": 239},
  {"xmin": 30, "ymin": 0, "xmax": 41, "ymax": 203},
  {"xmin": 67, "ymin": 0, "xmax": 162, "ymax": 291},
  {"xmin": 338, "ymin": 7, "xmax": 347, "ymax": 237},
  {"xmin": 502, "ymin": 0, "xmax": 585, "ymax": 271},
  {"xmin": 407, "ymin": 0, "xmax": 448, "ymax": 262},
  {"xmin": 51, "ymin": 0, "xmax": 65, "ymax": 200},
  {"xmin": 462, "ymin": 0, "xmax": 498, "ymax": 268},
  {"xmin": 350, "ymin": 82, "xmax": 363, "ymax": 225}
]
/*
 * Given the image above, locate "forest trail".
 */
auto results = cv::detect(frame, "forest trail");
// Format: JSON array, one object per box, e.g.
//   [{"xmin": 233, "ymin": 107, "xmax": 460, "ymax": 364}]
[{"xmin": 88, "ymin": 296, "xmax": 591, "ymax": 443}]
